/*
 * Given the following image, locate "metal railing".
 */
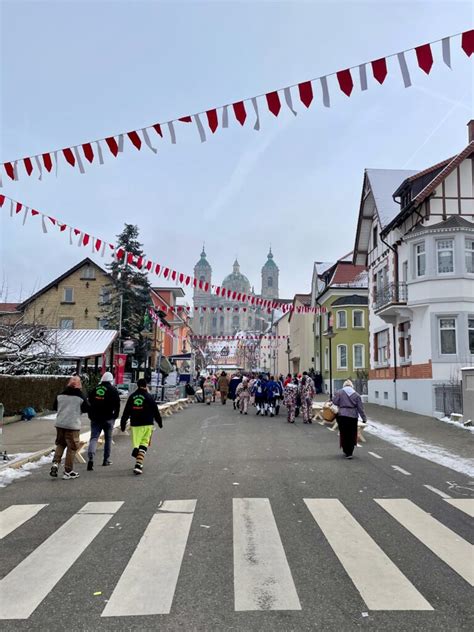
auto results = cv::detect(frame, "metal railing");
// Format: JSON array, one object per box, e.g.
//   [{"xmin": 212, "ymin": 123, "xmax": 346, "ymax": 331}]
[
  {"xmin": 374, "ymin": 282, "xmax": 407, "ymax": 311},
  {"xmin": 434, "ymin": 383, "xmax": 463, "ymax": 415}
]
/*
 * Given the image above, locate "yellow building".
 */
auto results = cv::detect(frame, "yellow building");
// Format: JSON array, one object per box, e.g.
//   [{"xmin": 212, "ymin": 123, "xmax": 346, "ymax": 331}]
[{"xmin": 19, "ymin": 257, "xmax": 112, "ymax": 330}]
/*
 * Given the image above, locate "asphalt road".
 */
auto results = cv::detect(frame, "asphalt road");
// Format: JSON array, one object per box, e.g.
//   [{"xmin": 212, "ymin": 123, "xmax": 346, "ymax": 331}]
[{"xmin": 1, "ymin": 401, "xmax": 473, "ymax": 632}]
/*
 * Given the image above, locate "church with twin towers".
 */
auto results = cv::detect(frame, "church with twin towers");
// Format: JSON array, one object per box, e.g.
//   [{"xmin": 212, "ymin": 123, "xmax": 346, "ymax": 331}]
[{"xmin": 192, "ymin": 247, "xmax": 280, "ymax": 336}]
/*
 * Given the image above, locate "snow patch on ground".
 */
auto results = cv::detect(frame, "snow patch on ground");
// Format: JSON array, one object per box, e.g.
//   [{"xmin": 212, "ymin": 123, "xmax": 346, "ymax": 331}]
[
  {"xmin": 366, "ymin": 420, "xmax": 474, "ymax": 478},
  {"xmin": 0, "ymin": 453, "xmax": 53, "ymax": 488},
  {"xmin": 437, "ymin": 416, "xmax": 474, "ymax": 433},
  {"xmin": 40, "ymin": 413, "xmax": 57, "ymax": 420}
]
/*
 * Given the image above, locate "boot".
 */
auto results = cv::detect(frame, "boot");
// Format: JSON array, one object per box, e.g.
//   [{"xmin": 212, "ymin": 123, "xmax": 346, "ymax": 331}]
[{"xmin": 87, "ymin": 460, "xmax": 94, "ymax": 471}]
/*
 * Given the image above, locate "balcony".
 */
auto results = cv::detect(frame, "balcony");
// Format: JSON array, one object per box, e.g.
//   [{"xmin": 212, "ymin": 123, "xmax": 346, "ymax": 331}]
[{"xmin": 374, "ymin": 283, "xmax": 409, "ymax": 321}]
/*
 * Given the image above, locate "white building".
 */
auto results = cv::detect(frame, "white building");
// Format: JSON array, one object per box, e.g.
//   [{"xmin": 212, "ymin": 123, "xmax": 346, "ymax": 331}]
[{"xmin": 353, "ymin": 121, "xmax": 474, "ymax": 416}]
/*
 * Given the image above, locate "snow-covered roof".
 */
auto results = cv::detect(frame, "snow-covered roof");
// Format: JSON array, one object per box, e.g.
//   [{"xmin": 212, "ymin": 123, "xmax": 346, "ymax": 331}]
[
  {"xmin": 29, "ymin": 329, "xmax": 118, "ymax": 359},
  {"xmin": 366, "ymin": 169, "xmax": 417, "ymax": 228}
]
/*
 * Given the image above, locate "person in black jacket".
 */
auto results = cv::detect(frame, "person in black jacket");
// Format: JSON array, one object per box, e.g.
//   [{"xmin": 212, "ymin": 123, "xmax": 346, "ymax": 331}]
[
  {"xmin": 87, "ymin": 372, "xmax": 121, "ymax": 471},
  {"xmin": 120, "ymin": 378, "xmax": 163, "ymax": 475}
]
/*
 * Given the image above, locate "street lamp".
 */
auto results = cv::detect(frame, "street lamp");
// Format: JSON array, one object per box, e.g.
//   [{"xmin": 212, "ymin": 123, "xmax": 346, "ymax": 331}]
[{"xmin": 323, "ymin": 311, "xmax": 337, "ymax": 399}]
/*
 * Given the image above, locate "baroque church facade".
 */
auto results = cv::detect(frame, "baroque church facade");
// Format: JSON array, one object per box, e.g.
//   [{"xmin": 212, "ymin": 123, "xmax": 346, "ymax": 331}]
[{"xmin": 192, "ymin": 248, "xmax": 280, "ymax": 336}]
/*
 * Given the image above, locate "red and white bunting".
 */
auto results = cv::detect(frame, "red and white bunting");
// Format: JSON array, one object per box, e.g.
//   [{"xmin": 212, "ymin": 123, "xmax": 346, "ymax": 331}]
[{"xmin": 1, "ymin": 30, "xmax": 471, "ymax": 185}]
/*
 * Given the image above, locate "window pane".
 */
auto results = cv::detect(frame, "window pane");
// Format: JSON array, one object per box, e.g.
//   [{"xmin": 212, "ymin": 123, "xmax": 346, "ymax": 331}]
[
  {"xmin": 466, "ymin": 240, "xmax": 474, "ymax": 273},
  {"xmin": 439, "ymin": 318, "xmax": 456, "ymax": 354},
  {"xmin": 437, "ymin": 240, "xmax": 454, "ymax": 273},
  {"xmin": 64, "ymin": 288, "xmax": 73, "ymax": 302},
  {"xmin": 338, "ymin": 345, "xmax": 347, "ymax": 368},
  {"xmin": 337, "ymin": 311, "xmax": 346, "ymax": 328},
  {"xmin": 354, "ymin": 345, "xmax": 363, "ymax": 367},
  {"xmin": 353, "ymin": 311, "xmax": 363, "ymax": 327},
  {"xmin": 469, "ymin": 318, "xmax": 474, "ymax": 354}
]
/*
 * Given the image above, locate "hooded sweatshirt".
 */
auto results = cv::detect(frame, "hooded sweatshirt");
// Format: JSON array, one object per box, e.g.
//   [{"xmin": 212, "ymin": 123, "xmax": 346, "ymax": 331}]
[
  {"xmin": 53, "ymin": 387, "xmax": 90, "ymax": 431},
  {"xmin": 88, "ymin": 381, "xmax": 121, "ymax": 423},
  {"xmin": 332, "ymin": 386, "xmax": 367, "ymax": 421}
]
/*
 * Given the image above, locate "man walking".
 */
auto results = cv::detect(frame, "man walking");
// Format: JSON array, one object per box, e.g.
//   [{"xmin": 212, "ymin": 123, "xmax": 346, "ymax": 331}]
[
  {"xmin": 120, "ymin": 378, "xmax": 163, "ymax": 475},
  {"xmin": 217, "ymin": 371, "xmax": 230, "ymax": 405},
  {"xmin": 87, "ymin": 372, "xmax": 121, "ymax": 470}
]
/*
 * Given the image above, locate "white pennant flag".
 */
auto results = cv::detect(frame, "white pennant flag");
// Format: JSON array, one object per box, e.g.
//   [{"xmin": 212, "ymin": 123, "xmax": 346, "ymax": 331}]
[
  {"xmin": 22, "ymin": 206, "xmax": 29, "ymax": 225},
  {"xmin": 284, "ymin": 87, "xmax": 297, "ymax": 115},
  {"xmin": 359, "ymin": 64, "xmax": 368, "ymax": 91},
  {"xmin": 397, "ymin": 52, "xmax": 412, "ymax": 88},
  {"xmin": 251, "ymin": 97, "xmax": 260, "ymax": 130},
  {"xmin": 222, "ymin": 105, "xmax": 229, "ymax": 128},
  {"xmin": 442, "ymin": 37, "xmax": 451, "ymax": 68},
  {"xmin": 100, "ymin": 241, "xmax": 106, "ymax": 257},
  {"xmin": 69, "ymin": 227, "xmax": 74, "ymax": 245},
  {"xmin": 54, "ymin": 151, "xmax": 59, "ymax": 176},
  {"xmin": 167, "ymin": 121, "xmax": 177, "ymax": 144},
  {"xmin": 320, "ymin": 76, "xmax": 330, "ymax": 107},
  {"xmin": 34, "ymin": 155, "xmax": 43, "ymax": 180},
  {"xmin": 142, "ymin": 128, "xmax": 157, "ymax": 153},
  {"xmin": 13, "ymin": 161, "xmax": 19, "ymax": 181},
  {"xmin": 41, "ymin": 215, "xmax": 48, "ymax": 233},
  {"xmin": 72, "ymin": 147, "xmax": 85, "ymax": 174},
  {"xmin": 0, "ymin": 170, "xmax": 3, "ymax": 188},
  {"xmin": 77, "ymin": 231, "xmax": 83, "ymax": 247},
  {"xmin": 117, "ymin": 133, "xmax": 124, "ymax": 153},
  {"xmin": 9, "ymin": 199, "xmax": 14, "ymax": 217},
  {"xmin": 194, "ymin": 114, "xmax": 206, "ymax": 143},
  {"xmin": 96, "ymin": 141, "xmax": 104, "ymax": 164}
]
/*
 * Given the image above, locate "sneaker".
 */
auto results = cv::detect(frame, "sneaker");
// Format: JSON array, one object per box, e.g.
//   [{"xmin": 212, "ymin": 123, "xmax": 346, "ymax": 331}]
[
  {"xmin": 102, "ymin": 460, "xmax": 112, "ymax": 466},
  {"xmin": 345, "ymin": 455, "xmax": 353, "ymax": 460},
  {"xmin": 63, "ymin": 471, "xmax": 80, "ymax": 480},
  {"xmin": 240, "ymin": 410, "xmax": 243, "ymax": 414},
  {"xmin": 133, "ymin": 464, "xmax": 143, "ymax": 475},
  {"xmin": 50, "ymin": 464, "xmax": 58, "ymax": 478},
  {"xmin": 87, "ymin": 460, "xmax": 94, "ymax": 471}
]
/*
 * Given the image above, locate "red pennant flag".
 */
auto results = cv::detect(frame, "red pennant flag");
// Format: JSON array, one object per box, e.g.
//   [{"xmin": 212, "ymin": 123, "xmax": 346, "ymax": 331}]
[
  {"xmin": 171, "ymin": 270, "xmax": 177, "ymax": 281},
  {"xmin": 179, "ymin": 273, "xmax": 184, "ymax": 283},
  {"xmin": 4, "ymin": 163, "xmax": 14, "ymax": 180},
  {"xmin": 233, "ymin": 101, "xmax": 247, "ymax": 126},
  {"xmin": 298, "ymin": 81, "xmax": 313, "ymax": 108},
  {"xmin": 31, "ymin": 209, "xmax": 39, "ymax": 216},
  {"xmin": 371, "ymin": 58, "xmax": 388, "ymax": 84},
  {"xmin": 232, "ymin": 291, "xmax": 237, "ymax": 300},
  {"xmin": 127, "ymin": 253, "xmax": 134, "ymax": 264},
  {"xmin": 193, "ymin": 278, "xmax": 197, "ymax": 288},
  {"xmin": 105, "ymin": 137, "xmax": 119, "ymax": 156},
  {"xmin": 0, "ymin": 195, "xmax": 5, "ymax": 206},
  {"xmin": 163, "ymin": 267, "xmax": 170, "ymax": 279},
  {"xmin": 74, "ymin": 228, "xmax": 81, "ymax": 236},
  {"xmin": 146, "ymin": 261, "xmax": 153, "ymax": 271},
  {"xmin": 153, "ymin": 124, "xmax": 163, "ymax": 137},
  {"xmin": 185, "ymin": 276, "xmax": 191, "ymax": 286},
  {"xmin": 206, "ymin": 109, "xmax": 218, "ymax": 133},
  {"xmin": 82, "ymin": 143, "xmax": 94, "ymax": 163},
  {"xmin": 204, "ymin": 282, "xmax": 209, "ymax": 292},
  {"xmin": 462, "ymin": 30, "xmax": 474, "ymax": 56},
  {"xmin": 266, "ymin": 91, "xmax": 281, "ymax": 116},
  {"xmin": 179, "ymin": 116, "xmax": 192, "ymax": 123},
  {"xmin": 82, "ymin": 234, "xmax": 90, "ymax": 246},
  {"xmin": 24, "ymin": 157, "xmax": 33, "ymax": 175},
  {"xmin": 48, "ymin": 216, "xmax": 56, "ymax": 225},
  {"xmin": 116, "ymin": 248, "xmax": 125, "ymax": 260},
  {"xmin": 136, "ymin": 256, "xmax": 144, "ymax": 269},
  {"xmin": 42, "ymin": 153, "xmax": 53, "ymax": 172},
  {"xmin": 199, "ymin": 280, "xmax": 204, "ymax": 290},
  {"xmin": 94, "ymin": 239, "xmax": 102, "ymax": 251},
  {"xmin": 63, "ymin": 148, "xmax": 75, "ymax": 166},
  {"xmin": 15, "ymin": 203, "xmax": 22, "ymax": 214},
  {"xmin": 155, "ymin": 264, "xmax": 161, "ymax": 275},
  {"xmin": 128, "ymin": 131, "xmax": 142, "ymax": 150},
  {"xmin": 337, "ymin": 69, "xmax": 354, "ymax": 96},
  {"xmin": 415, "ymin": 44, "xmax": 433, "ymax": 74},
  {"xmin": 60, "ymin": 224, "xmax": 67, "ymax": 232}
]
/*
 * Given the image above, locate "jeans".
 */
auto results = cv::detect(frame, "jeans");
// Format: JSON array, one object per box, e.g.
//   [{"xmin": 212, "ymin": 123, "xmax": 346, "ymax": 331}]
[{"xmin": 88, "ymin": 419, "xmax": 114, "ymax": 461}]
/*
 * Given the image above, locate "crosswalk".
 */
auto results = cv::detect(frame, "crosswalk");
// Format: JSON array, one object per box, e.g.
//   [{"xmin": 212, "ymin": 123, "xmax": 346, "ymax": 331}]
[{"xmin": 0, "ymin": 497, "xmax": 472, "ymax": 620}]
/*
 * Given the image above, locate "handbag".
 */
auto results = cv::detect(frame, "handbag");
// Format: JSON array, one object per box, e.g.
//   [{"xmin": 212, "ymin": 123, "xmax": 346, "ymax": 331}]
[{"xmin": 322, "ymin": 401, "xmax": 339, "ymax": 422}]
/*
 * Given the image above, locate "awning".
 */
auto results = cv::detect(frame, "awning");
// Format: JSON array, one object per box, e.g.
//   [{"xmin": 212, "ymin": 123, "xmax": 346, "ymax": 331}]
[{"xmin": 168, "ymin": 353, "xmax": 192, "ymax": 361}]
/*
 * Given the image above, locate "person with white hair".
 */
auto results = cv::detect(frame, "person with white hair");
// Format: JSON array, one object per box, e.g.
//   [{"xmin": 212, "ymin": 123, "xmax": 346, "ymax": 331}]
[
  {"xmin": 86, "ymin": 372, "xmax": 121, "ymax": 470},
  {"xmin": 331, "ymin": 379, "xmax": 367, "ymax": 459}
]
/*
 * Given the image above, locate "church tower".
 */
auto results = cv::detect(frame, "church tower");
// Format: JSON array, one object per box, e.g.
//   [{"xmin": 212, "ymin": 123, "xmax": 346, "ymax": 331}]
[
  {"xmin": 261, "ymin": 247, "xmax": 279, "ymax": 299},
  {"xmin": 193, "ymin": 246, "xmax": 212, "ymax": 306}
]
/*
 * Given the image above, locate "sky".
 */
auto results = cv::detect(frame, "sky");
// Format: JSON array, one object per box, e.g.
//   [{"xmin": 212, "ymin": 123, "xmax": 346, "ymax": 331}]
[{"xmin": 1, "ymin": 0, "xmax": 473, "ymax": 303}]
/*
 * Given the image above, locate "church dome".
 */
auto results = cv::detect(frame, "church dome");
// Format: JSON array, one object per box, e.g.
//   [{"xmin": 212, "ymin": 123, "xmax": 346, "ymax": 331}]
[
  {"xmin": 195, "ymin": 247, "xmax": 211, "ymax": 270},
  {"xmin": 262, "ymin": 247, "xmax": 278, "ymax": 269},
  {"xmin": 222, "ymin": 259, "xmax": 251, "ymax": 294}
]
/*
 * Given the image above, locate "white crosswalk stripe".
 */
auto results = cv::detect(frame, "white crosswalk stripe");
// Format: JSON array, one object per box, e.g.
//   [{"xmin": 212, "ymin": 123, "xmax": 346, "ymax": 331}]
[
  {"xmin": 233, "ymin": 498, "xmax": 301, "ymax": 611},
  {"xmin": 0, "ymin": 504, "xmax": 47, "ymax": 540},
  {"xmin": 102, "ymin": 500, "xmax": 197, "ymax": 617},
  {"xmin": 1, "ymin": 496, "xmax": 472, "ymax": 619},
  {"xmin": 0, "ymin": 502, "xmax": 123, "ymax": 620},
  {"xmin": 304, "ymin": 499, "xmax": 432, "ymax": 610},
  {"xmin": 376, "ymin": 499, "xmax": 474, "ymax": 586}
]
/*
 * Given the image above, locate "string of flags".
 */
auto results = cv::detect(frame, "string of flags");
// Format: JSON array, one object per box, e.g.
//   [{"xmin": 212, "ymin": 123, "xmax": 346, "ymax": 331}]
[
  {"xmin": 191, "ymin": 335, "xmax": 289, "ymax": 340},
  {"xmin": 147, "ymin": 307, "xmax": 176, "ymax": 339},
  {"xmin": 1, "ymin": 30, "xmax": 472, "ymax": 186},
  {"xmin": 153, "ymin": 302, "xmax": 326, "ymax": 315},
  {"xmin": 0, "ymin": 192, "xmax": 325, "ymax": 313}
]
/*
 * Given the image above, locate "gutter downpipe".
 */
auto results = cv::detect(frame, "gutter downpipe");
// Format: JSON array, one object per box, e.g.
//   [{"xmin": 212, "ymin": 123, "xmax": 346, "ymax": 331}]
[{"xmin": 380, "ymin": 232, "xmax": 398, "ymax": 410}]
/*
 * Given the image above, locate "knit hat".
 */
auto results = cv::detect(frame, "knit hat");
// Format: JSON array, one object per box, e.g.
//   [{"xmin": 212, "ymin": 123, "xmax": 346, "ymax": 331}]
[
  {"xmin": 67, "ymin": 376, "xmax": 82, "ymax": 389},
  {"xmin": 101, "ymin": 372, "xmax": 114, "ymax": 384}
]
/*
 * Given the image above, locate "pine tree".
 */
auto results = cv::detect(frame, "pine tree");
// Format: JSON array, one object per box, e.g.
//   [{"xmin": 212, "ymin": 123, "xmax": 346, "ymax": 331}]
[{"xmin": 103, "ymin": 224, "xmax": 152, "ymax": 365}]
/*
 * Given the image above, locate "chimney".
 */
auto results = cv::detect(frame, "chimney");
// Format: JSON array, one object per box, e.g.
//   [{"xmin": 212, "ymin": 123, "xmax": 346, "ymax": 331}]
[{"xmin": 468, "ymin": 120, "xmax": 474, "ymax": 142}]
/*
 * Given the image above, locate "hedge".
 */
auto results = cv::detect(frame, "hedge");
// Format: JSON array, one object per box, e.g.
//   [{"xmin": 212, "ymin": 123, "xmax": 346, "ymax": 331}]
[{"xmin": 0, "ymin": 375, "xmax": 71, "ymax": 416}]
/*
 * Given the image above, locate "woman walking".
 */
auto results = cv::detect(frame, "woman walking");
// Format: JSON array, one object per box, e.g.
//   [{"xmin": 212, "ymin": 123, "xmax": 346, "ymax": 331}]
[
  {"xmin": 203, "ymin": 376, "xmax": 215, "ymax": 405},
  {"xmin": 217, "ymin": 371, "xmax": 230, "ymax": 405},
  {"xmin": 300, "ymin": 373, "xmax": 316, "ymax": 424},
  {"xmin": 331, "ymin": 379, "xmax": 367, "ymax": 459},
  {"xmin": 283, "ymin": 378, "xmax": 299, "ymax": 423},
  {"xmin": 236, "ymin": 377, "xmax": 251, "ymax": 414}
]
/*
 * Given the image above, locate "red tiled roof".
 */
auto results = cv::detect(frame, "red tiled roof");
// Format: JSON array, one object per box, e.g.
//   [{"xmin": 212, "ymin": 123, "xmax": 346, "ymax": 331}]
[
  {"xmin": 0, "ymin": 303, "xmax": 20, "ymax": 312},
  {"xmin": 332, "ymin": 263, "xmax": 367, "ymax": 285},
  {"xmin": 407, "ymin": 157, "xmax": 454, "ymax": 182}
]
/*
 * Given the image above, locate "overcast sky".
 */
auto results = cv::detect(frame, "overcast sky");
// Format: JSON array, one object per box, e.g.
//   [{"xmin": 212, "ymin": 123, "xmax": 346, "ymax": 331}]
[{"xmin": 1, "ymin": 0, "xmax": 472, "ymax": 303}]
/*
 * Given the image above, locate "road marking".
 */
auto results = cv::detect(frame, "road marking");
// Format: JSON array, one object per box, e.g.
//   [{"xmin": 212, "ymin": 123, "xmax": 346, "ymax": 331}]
[
  {"xmin": 376, "ymin": 499, "xmax": 474, "ymax": 586},
  {"xmin": 391, "ymin": 466, "xmax": 411, "ymax": 476},
  {"xmin": 444, "ymin": 499, "xmax": 474, "ymax": 518},
  {"xmin": 423, "ymin": 485, "xmax": 452, "ymax": 499},
  {"xmin": 233, "ymin": 498, "xmax": 301, "ymax": 611},
  {"xmin": 78, "ymin": 501, "xmax": 124, "ymax": 514},
  {"xmin": 0, "ymin": 504, "xmax": 47, "ymax": 540},
  {"xmin": 0, "ymin": 501, "xmax": 121, "ymax": 619},
  {"xmin": 102, "ymin": 499, "xmax": 197, "ymax": 617},
  {"xmin": 368, "ymin": 452, "xmax": 383, "ymax": 459},
  {"xmin": 304, "ymin": 499, "xmax": 431, "ymax": 611}
]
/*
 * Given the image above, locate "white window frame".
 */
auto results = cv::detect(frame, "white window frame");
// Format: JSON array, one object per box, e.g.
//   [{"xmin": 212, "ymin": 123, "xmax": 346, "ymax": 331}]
[
  {"xmin": 376, "ymin": 329, "xmax": 389, "ymax": 365},
  {"xmin": 337, "ymin": 344, "xmax": 348, "ymax": 370},
  {"xmin": 63, "ymin": 287, "xmax": 74, "ymax": 303},
  {"xmin": 465, "ymin": 238, "xmax": 474, "ymax": 274},
  {"xmin": 436, "ymin": 239, "xmax": 454, "ymax": 275},
  {"xmin": 353, "ymin": 344, "xmax": 365, "ymax": 369},
  {"xmin": 415, "ymin": 242, "xmax": 426, "ymax": 278},
  {"xmin": 438, "ymin": 317, "xmax": 457, "ymax": 355},
  {"xmin": 59, "ymin": 318, "xmax": 74, "ymax": 329},
  {"xmin": 336, "ymin": 310, "xmax": 347, "ymax": 329},
  {"xmin": 82, "ymin": 264, "xmax": 96, "ymax": 279},
  {"xmin": 352, "ymin": 310, "xmax": 364, "ymax": 328}
]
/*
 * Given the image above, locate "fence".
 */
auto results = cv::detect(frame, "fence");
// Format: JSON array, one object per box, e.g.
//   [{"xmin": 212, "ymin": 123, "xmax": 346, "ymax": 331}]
[{"xmin": 434, "ymin": 383, "xmax": 463, "ymax": 415}]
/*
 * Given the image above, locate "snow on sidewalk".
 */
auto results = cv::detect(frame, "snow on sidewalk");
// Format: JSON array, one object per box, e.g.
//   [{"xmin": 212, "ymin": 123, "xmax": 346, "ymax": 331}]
[
  {"xmin": 366, "ymin": 419, "xmax": 474, "ymax": 478},
  {"xmin": 0, "ymin": 454, "xmax": 54, "ymax": 488}
]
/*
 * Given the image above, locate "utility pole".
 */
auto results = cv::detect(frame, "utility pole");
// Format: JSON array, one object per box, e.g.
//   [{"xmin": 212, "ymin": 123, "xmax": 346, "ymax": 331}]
[{"xmin": 286, "ymin": 337, "xmax": 291, "ymax": 375}]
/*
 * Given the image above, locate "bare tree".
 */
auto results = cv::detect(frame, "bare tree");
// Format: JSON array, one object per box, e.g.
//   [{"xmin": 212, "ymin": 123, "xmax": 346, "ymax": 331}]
[{"xmin": 0, "ymin": 316, "xmax": 62, "ymax": 374}]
